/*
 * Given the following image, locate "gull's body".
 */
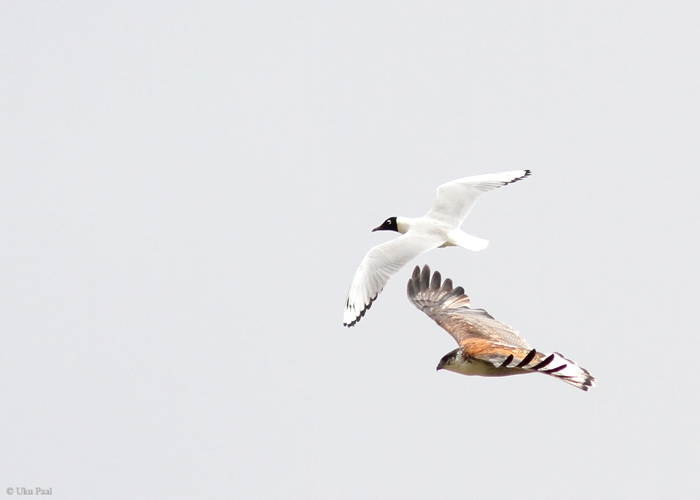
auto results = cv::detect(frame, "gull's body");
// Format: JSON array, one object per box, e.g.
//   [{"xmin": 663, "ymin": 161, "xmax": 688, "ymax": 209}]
[
  {"xmin": 343, "ymin": 170, "xmax": 530, "ymax": 327},
  {"xmin": 407, "ymin": 265, "xmax": 595, "ymax": 391}
]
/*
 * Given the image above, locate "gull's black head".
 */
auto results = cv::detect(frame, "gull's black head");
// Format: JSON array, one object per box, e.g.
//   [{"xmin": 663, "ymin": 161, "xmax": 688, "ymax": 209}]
[
  {"xmin": 436, "ymin": 349, "xmax": 459, "ymax": 371},
  {"xmin": 372, "ymin": 217, "xmax": 398, "ymax": 233}
]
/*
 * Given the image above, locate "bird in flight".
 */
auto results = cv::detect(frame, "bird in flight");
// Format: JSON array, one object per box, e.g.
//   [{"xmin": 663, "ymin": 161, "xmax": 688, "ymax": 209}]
[
  {"xmin": 407, "ymin": 265, "xmax": 595, "ymax": 391},
  {"xmin": 343, "ymin": 170, "xmax": 531, "ymax": 327}
]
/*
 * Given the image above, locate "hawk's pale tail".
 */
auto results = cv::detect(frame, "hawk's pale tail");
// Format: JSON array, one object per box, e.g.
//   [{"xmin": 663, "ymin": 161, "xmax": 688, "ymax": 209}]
[{"xmin": 515, "ymin": 351, "xmax": 595, "ymax": 391}]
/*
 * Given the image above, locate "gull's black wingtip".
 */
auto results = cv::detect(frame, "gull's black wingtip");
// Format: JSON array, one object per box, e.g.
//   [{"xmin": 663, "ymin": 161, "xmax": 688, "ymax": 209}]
[
  {"xmin": 504, "ymin": 169, "xmax": 532, "ymax": 186},
  {"xmin": 343, "ymin": 294, "xmax": 378, "ymax": 328}
]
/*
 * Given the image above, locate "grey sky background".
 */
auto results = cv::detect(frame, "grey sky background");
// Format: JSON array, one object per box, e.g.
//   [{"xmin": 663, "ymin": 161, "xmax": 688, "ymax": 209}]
[{"xmin": 2, "ymin": 2, "xmax": 699, "ymax": 498}]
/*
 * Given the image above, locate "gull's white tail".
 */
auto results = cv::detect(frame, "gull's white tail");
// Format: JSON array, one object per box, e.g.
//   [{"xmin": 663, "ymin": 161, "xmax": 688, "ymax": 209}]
[{"xmin": 443, "ymin": 229, "xmax": 490, "ymax": 251}]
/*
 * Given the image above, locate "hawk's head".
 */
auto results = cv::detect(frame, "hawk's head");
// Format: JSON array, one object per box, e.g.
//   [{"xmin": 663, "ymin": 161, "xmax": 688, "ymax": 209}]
[{"xmin": 436, "ymin": 349, "xmax": 461, "ymax": 371}]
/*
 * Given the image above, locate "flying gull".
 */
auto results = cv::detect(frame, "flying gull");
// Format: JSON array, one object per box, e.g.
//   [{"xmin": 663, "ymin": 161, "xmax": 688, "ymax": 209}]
[{"xmin": 343, "ymin": 170, "xmax": 530, "ymax": 327}]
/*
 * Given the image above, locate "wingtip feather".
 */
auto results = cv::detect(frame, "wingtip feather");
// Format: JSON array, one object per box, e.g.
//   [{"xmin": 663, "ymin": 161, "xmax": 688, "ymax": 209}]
[
  {"xmin": 343, "ymin": 292, "xmax": 378, "ymax": 327},
  {"xmin": 407, "ymin": 265, "xmax": 471, "ymax": 310}
]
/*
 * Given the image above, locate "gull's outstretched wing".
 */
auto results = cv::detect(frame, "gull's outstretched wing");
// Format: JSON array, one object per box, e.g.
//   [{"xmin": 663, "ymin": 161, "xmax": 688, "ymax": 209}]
[
  {"xmin": 424, "ymin": 170, "xmax": 531, "ymax": 227},
  {"xmin": 343, "ymin": 233, "xmax": 443, "ymax": 327}
]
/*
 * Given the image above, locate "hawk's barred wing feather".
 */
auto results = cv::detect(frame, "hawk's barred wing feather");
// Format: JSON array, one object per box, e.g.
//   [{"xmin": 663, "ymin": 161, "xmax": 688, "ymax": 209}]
[{"xmin": 407, "ymin": 265, "xmax": 530, "ymax": 350}]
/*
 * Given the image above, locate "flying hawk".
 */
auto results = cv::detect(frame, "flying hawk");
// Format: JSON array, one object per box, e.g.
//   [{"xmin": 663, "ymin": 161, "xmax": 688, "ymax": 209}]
[{"xmin": 407, "ymin": 265, "xmax": 595, "ymax": 391}]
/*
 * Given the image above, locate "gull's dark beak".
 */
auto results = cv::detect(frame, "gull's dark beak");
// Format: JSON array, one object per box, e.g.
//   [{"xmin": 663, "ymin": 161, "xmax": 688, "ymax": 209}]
[{"xmin": 371, "ymin": 225, "xmax": 381, "ymax": 232}]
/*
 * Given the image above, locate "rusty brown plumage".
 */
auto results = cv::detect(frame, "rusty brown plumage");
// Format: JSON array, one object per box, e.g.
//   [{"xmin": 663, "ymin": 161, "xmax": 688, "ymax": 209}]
[{"xmin": 407, "ymin": 265, "xmax": 596, "ymax": 391}]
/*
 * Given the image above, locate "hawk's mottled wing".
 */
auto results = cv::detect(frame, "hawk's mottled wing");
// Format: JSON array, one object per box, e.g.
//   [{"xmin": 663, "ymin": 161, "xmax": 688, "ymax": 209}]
[
  {"xmin": 406, "ymin": 264, "xmax": 531, "ymax": 353},
  {"xmin": 407, "ymin": 265, "xmax": 595, "ymax": 391}
]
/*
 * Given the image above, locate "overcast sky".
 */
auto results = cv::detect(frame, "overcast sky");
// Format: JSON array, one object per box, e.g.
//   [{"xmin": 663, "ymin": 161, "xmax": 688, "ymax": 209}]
[{"xmin": 2, "ymin": 2, "xmax": 699, "ymax": 499}]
